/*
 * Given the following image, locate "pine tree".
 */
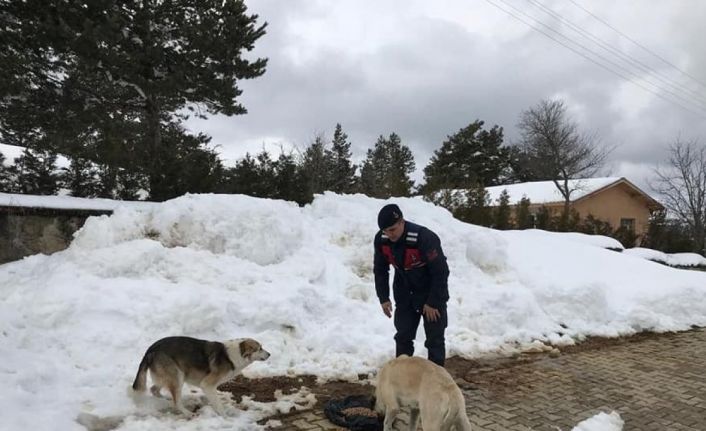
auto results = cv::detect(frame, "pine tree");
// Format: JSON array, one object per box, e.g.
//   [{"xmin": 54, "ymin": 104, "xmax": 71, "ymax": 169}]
[
  {"xmin": 253, "ymin": 151, "xmax": 276, "ymax": 198},
  {"xmin": 223, "ymin": 154, "xmax": 260, "ymax": 196},
  {"xmin": 493, "ymin": 189, "xmax": 512, "ymax": 230},
  {"xmin": 515, "ymin": 196, "xmax": 533, "ymax": 229},
  {"xmin": 535, "ymin": 206, "xmax": 552, "ymax": 230},
  {"xmin": 222, "ymin": 150, "xmax": 281, "ymax": 199},
  {"xmin": 359, "ymin": 148, "xmax": 385, "ymax": 198},
  {"xmin": 360, "ymin": 133, "xmax": 415, "ymax": 198},
  {"xmin": 1, "ymin": 0, "xmax": 267, "ymax": 201},
  {"xmin": 455, "ymin": 185, "xmax": 491, "ymax": 227},
  {"xmin": 114, "ymin": 168, "xmax": 146, "ymax": 200},
  {"xmin": 0, "ymin": 152, "xmax": 14, "ymax": 193},
  {"xmin": 641, "ymin": 210, "xmax": 667, "ymax": 250},
  {"xmin": 421, "ymin": 120, "xmax": 508, "ymax": 196},
  {"xmin": 328, "ymin": 123, "xmax": 357, "ymax": 194},
  {"xmin": 13, "ymin": 148, "xmax": 61, "ymax": 195},
  {"xmin": 272, "ymin": 150, "xmax": 306, "ymax": 204},
  {"xmin": 579, "ymin": 214, "xmax": 613, "ymax": 236},
  {"xmin": 62, "ymin": 157, "xmax": 101, "ymax": 198},
  {"xmin": 300, "ymin": 135, "xmax": 333, "ymax": 199},
  {"xmin": 151, "ymin": 125, "xmax": 225, "ymax": 200}
]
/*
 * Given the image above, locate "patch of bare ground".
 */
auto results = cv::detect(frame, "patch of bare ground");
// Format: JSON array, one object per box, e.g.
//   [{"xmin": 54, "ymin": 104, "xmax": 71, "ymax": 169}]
[
  {"xmin": 219, "ymin": 375, "xmax": 374, "ymax": 406},
  {"xmin": 219, "ymin": 328, "xmax": 702, "ymax": 420},
  {"xmin": 219, "ymin": 374, "xmax": 374, "ymax": 423}
]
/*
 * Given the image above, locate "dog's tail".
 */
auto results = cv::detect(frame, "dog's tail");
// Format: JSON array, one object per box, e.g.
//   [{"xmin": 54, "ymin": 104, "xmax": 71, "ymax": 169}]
[{"xmin": 131, "ymin": 351, "xmax": 152, "ymax": 392}]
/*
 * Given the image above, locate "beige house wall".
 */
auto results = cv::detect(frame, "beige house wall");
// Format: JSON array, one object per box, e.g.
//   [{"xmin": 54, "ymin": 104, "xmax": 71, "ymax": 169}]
[
  {"xmin": 572, "ymin": 183, "xmax": 652, "ymax": 237},
  {"xmin": 504, "ymin": 182, "xmax": 656, "ymax": 241}
]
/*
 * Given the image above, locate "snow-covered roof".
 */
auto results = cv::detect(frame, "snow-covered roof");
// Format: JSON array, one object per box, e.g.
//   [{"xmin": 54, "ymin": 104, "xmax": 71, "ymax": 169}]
[
  {"xmin": 0, "ymin": 192, "xmax": 155, "ymax": 212},
  {"xmin": 486, "ymin": 177, "xmax": 624, "ymax": 205}
]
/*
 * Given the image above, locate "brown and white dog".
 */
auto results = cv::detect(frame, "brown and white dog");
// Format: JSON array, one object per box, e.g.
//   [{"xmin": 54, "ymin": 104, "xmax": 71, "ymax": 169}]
[
  {"xmin": 131, "ymin": 336, "xmax": 270, "ymax": 415},
  {"xmin": 374, "ymin": 355, "xmax": 472, "ymax": 431}
]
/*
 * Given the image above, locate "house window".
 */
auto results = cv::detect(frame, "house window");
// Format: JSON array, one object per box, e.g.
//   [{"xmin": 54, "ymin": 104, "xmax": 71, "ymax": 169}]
[{"xmin": 620, "ymin": 218, "xmax": 635, "ymax": 232}]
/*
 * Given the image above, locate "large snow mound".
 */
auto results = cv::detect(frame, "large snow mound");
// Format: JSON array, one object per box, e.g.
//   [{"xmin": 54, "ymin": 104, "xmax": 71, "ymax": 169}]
[{"xmin": 2, "ymin": 192, "xmax": 705, "ymax": 430}]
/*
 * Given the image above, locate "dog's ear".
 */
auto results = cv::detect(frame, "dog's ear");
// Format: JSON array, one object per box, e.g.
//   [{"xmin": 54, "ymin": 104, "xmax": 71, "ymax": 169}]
[{"xmin": 239, "ymin": 339, "xmax": 260, "ymax": 359}]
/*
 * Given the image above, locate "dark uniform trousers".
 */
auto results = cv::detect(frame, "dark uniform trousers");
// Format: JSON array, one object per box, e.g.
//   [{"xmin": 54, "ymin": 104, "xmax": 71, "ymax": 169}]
[{"xmin": 394, "ymin": 304, "xmax": 447, "ymax": 366}]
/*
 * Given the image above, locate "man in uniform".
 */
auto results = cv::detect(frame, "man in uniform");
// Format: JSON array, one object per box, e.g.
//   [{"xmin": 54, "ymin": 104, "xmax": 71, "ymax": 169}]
[{"xmin": 373, "ymin": 204, "xmax": 450, "ymax": 366}]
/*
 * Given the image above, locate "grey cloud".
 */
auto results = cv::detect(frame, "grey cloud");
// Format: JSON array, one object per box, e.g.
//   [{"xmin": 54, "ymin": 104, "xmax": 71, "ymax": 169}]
[{"xmin": 186, "ymin": 0, "xmax": 706, "ymax": 187}]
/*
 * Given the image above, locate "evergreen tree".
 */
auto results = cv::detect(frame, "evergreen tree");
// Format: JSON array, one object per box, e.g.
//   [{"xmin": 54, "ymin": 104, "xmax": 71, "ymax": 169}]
[
  {"xmin": 13, "ymin": 148, "xmax": 61, "ymax": 195},
  {"xmin": 515, "ymin": 196, "xmax": 533, "ymax": 229},
  {"xmin": 0, "ymin": 153, "xmax": 14, "ymax": 192},
  {"xmin": 359, "ymin": 147, "xmax": 385, "ymax": 198},
  {"xmin": 0, "ymin": 5, "xmax": 57, "ymax": 153},
  {"xmin": 328, "ymin": 123, "xmax": 357, "ymax": 194},
  {"xmin": 253, "ymin": 151, "xmax": 276, "ymax": 197},
  {"xmin": 300, "ymin": 135, "xmax": 333, "ymax": 199},
  {"xmin": 425, "ymin": 189, "xmax": 465, "ymax": 213},
  {"xmin": 566, "ymin": 208, "xmax": 582, "ymax": 232},
  {"xmin": 62, "ymin": 157, "xmax": 101, "ymax": 198},
  {"xmin": 92, "ymin": 165, "xmax": 146, "ymax": 200},
  {"xmin": 272, "ymin": 150, "xmax": 306, "ymax": 204},
  {"xmin": 151, "ymin": 125, "xmax": 225, "ymax": 200},
  {"xmin": 641, "ymin": 212, "xmax": 696, "ymax": 254},
  {"xmin": 421, "ymin": 120, "xmax": 508, "ymax": 195},
  {"xmin": 360, "ymin": 133, "xmax": 415, "ymax": 198},
  {"xmin": 454, "ymin": 185, "xmax": 492, "ymax": 227},
  {"xmin": 223, "ymin": 153, "xmax": 261, "ymax": 196},
  {"xmin": 613, "ymin": 226, "xmax": 638, "ymax": 249},
  {"xmin": 579, "ymin": 214, "xmax": 614, "ymax": 236},
  {"xmin": 222, "ymin": 150, "xmax": 279, "ymax": 199},
  {"xmin": 506, "ymin": 146, "xmax": 539, "ymax": 183},
  {"xmin": 641, "ymin": 210, "xmax": 668, "ymax": 251},
  {"xmin": 535, "ymin": 206, "xmax": 552, "ymax": 230},
  {"xmin": 493, "ymin": 189, "xmax": 512, "ymax": 230},
  {"xmin": 1, "ymin": 0, "xmax": 267, "ymax": 201}
]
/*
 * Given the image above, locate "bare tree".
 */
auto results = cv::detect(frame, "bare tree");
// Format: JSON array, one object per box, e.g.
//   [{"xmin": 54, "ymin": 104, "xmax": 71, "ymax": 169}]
[
  {"xmin": 517, "ymin": 99, "xmax": 611, "ymax": 225},
  {"xmin": 652, "ymin": 139, "xmax": 706, "ymax": 255}
]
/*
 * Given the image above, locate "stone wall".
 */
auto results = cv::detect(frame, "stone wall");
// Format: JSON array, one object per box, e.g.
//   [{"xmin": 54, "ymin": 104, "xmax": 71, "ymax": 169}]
[{"xmin": 0, "ymin": 207, "xmax": 111, "ymax": 264}]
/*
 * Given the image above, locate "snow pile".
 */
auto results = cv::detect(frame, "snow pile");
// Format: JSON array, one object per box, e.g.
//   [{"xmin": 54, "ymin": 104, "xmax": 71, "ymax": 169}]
[
  {"xmin": 0, "ymin": 192, "xmax": 154, "ymax": 212},
  {"xmin": 2, "ymin": 192, "xmax": 706, "ymax": 430},
  {"xmin": 570, "ymin": 411, "xmax": 624, "ymax": 431},
  {"xmin": 624, "ymin": 247, "xmax": 706, "ymax": 268},
  {"xmin": 517, "ymin": 229, "xmax": 624, "ymax": 250}
]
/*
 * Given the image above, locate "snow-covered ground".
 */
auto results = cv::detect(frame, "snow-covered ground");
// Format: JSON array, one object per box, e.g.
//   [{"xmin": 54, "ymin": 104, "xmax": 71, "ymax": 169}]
[
  {"xmin": 2, "ymin": 192, "xmax": 705, "ymax": 430},
  {"xmin": 624, "ymin": 247, "xmax": 706, "ymax": 268},
  {"xmin": 513, "ymin": 229, "xmax": 624, "ymax": 250},
  {"xmin": 0, "ymin": 192, "xmax": 155, "ymax": 212},
  {"xmin": 571, "ymin": 411, "xmax": 624, "ymax": 431}
]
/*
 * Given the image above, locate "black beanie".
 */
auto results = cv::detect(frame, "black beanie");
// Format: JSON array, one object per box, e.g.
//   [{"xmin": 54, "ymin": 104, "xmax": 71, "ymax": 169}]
[{"xmin": 378, "ymin": 204, "xmax": 403, "ymax": 230}]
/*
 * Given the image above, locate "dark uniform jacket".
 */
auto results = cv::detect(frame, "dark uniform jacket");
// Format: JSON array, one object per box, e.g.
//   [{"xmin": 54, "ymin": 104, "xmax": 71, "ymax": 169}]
[{"xmin": 373, "ymin": 221, "xmax": 450, "ymax": 311}]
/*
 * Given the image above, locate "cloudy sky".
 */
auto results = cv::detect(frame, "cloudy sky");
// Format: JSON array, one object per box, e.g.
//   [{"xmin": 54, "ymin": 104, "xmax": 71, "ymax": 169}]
[{"xmin": 186, "ymin": 0, "xmax": 706, "ymax": 190}]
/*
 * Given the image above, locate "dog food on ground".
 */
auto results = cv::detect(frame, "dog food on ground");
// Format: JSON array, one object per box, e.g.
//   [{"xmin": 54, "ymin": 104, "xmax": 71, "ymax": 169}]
[{"xmin": 341, "ymin": 407, "xmax": 378, "ymax": 418}]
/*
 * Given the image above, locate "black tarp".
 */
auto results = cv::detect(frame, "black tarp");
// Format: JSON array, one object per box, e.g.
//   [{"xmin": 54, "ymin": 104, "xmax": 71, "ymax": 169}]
[{"xmin": 322, "ymin": 395, "xmax": 383, "ymax": 431}]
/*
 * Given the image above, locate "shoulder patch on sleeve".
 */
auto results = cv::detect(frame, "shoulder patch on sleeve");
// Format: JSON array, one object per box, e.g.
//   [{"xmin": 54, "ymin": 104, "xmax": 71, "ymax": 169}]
[{"xmin": 426, "ymin": 249, "xmax": 439, "ymax": 261}]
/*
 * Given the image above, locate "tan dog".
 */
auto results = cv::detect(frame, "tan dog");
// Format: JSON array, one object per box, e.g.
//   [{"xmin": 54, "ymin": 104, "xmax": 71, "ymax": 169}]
[
  {"xmin": 375, "ymin": 355, "xmax": 472, "ymax": 431},
  {"xmin": 131, "ymin": 336, "xmax": 270, "ymax": 415}
]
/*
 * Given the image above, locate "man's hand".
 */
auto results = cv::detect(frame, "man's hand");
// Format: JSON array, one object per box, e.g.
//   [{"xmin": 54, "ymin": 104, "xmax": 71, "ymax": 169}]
[
  {"xmin": 422, "ymin": 304, "xmax": 440, "ymax": 322},
  {"xmin": 381, "ymin": 301, "xmax": 393, "ymax": 318}
]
